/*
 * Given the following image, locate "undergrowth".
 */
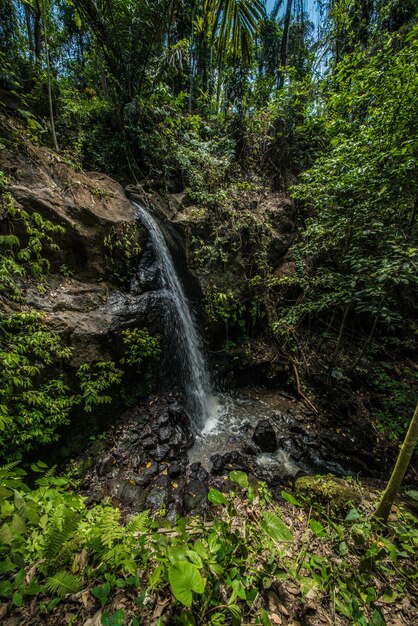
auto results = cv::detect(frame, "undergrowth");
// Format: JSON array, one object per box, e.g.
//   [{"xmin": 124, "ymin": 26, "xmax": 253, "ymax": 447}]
[{"xmin": 0, "ymin": 467, "xmax": 416, "ymax": 625}]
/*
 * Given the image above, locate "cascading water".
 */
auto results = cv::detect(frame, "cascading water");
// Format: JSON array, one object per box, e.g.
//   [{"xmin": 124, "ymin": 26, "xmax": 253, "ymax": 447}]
[
  {"xmin": 132, "ymin": 202, "xmax": 308, "ymax": 478},
  {"xmin": 133, "ymin": 201, "xmax": 214, "ymax": 430}
]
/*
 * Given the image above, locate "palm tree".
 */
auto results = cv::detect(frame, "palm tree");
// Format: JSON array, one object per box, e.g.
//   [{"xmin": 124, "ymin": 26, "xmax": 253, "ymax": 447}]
[
  {"xmin": 205, "ymin": 0, "xmax": 266, "ymax": 66},
  {"xmin": 271, "ymin": 0, "xmax": 294, "ymax": 87},
  {"xmin": 202, "ymin": 0, "xmax": 265, "ymax": 110}
]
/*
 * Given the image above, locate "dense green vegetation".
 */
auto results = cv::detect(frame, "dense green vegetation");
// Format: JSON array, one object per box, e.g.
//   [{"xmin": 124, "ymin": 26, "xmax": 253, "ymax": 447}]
[
  {"xmin": 0, "ymin": 0, "xmax": 417, "ymax": 624},
  {"xmin": 1, "ymin": 466, "xmax": 417, "ymax": 625}
]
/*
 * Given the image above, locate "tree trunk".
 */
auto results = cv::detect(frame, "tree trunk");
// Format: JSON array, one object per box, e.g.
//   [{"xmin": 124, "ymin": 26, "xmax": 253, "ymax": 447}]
[
  {"xmin": 328, "ymin": 303, "xmax": 350, "ymax": 377},
  {"xmin": 33, "ymin": 0, "xmax": 42, "ymax": 63},
  {"xmin": 349, "ymin": 298, "xmax": 383, "ymax": 372},
  {"xmin": 278, "ymin": 0, "xmax": 293, "ymax": 88},
  {"xmin": 373, "ymin": 402, "xmax": 418, "ymax": 523},
  {"xmin": 41, "ymin": 0, "xmax": 59, "ymax": 151},
  {"xmin": 24, "ymin": 5, "xmax": 34, "ymax": 64},
  {"xmin": 97, "ymin": 46, "xmax": 109, "ymax": 99}
]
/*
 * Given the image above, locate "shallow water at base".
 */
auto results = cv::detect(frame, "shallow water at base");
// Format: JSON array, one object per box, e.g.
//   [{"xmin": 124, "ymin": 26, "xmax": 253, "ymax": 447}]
[{"xmin": 188, "ymin": 388, "xmax": 301, "ymax": 475}]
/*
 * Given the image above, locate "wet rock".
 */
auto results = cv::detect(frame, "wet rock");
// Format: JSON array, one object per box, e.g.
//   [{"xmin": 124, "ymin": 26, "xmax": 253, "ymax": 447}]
[
  {"xmin": 189, "ymin": 462, "xmax": 209, "ymax": 482},
  {"xmin": 167, "ymin": 477, "xmax": 186, "ymax": 520},
  {"xmin": 159, "ymin": 427, "xmax": 171, "ymax": 443},
  {"xmin": 131, "ymin": 254, "xmax": 160, "ymax": 294},
  {"xmin": 183, "ymin": 480, "xmax": 208, "ymax": 515},
  {"xmin": 171, "ymin": 424, "xmax": 194, "ymax": 453},
  {"xmin": 129, "ymin": 453, "xmax": 144, "ymax": 469},
  {"xmin": 168, "ymin": 401, "xmax": 185, "ymax": 422},
  {"xmin": 252, "ymin": 419, "xmax": 278, "ymax": 453},
  {"xmin": 106, "ymin": 478, "xmax": 126, "ymax": 497},
  {"xmin": 242, "ymin": 441, "xmax": 260, "ymax": 455},
  {"xmin": 157, "ymin": 412, "xmax": 170, "ymax": 427},
  {"xmin": 143, "ymin": 475, "xmax": 169, "ymax": 510},
  {"xmin": 124, "ymin": 431, "xmax": 141, "ymax": 446},
  {"xmin": 154, "ymin": 444, "xmax": 170, "ymax": 462},
  {"xmin": 140, "ymin": 424, "xmax": 153, "ymax": 439},
  {"xmin": 222, "ymin": 451, "xmax": 251, "ymax": 471},
  {"xmin": 168, "ymin": 463, "xmax": 181, "ymax": 478},
  {"xmin": 167, "ymin": 499, "xmax": 183, "ymax": 521},
  {"xmin": 239, "ymin": 418, "xmax": 252, "ymax": 433},
  {"xmin": 86, "ymin": 488, "xmax": 103, "ymax": 506},
  {"xmin": 170, "ymin": 427, "xmax": 183, "ymax": 448},
  {"xmin": 311, "ymin": 455, "xmax": 347, "ymax": 476},
  {"xmin": 280, "ymin": 437, "xmax": 304, "ymax": 461},
  {"xmin": 211, "ymin": 454, "xmax": 225, "ymax": 475},
  {"xmin": 273, "ymin": 410, "xmax": 289, "ymax": 424},
  {"xmin": 289, "ymin": 424, "xmax": 306, "ymax": 435},
  {"xmin": 97, "ymin": 456, "xmax": 114, "ymax": 477},
  {"xmin": 211, "ymin": 451, "xmax": 251, "ymax": 475},
  {"xmin": 119, "ymin": 482, "xmax": 143, "ymax": 510},
  {"xmin": 133, "ymin": 463, "xmax": 159, "ymax": 486},
  {"xmin": 111, "ymin": 449, "xmax": 124, "ymax": 461},
  {"xmin": 142, "ymin": 436, "xmax": 156, "ymax": 450}
]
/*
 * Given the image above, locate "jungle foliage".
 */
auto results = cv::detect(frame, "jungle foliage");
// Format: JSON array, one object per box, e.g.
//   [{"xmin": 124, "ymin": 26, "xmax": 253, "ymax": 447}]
[
  {"xmin": 0, "ymin": 2, "xmax": 418, "ymax": 623},
  {"xmin": 0, "ymin": 466, "xmax": 417, "ymax": 625}
]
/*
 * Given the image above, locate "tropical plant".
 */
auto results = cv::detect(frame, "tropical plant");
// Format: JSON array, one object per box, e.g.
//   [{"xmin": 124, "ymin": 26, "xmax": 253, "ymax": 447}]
[
  {"xmin": 205, "ymin": 0, "xmax": 266, "ymax": 65},
  {"xmin": 0, "ymin": 467, "xmax": 416, "ymax": 623}
]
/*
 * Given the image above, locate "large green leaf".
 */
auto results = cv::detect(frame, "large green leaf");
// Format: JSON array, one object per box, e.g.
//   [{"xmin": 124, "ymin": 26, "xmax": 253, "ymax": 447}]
[
  {"xmin": 281, "ymin": 491, "xmax": 302, "ymax": 507},
  {"xmin": 229, "ymin": 470, "xmax": 248, "ymax": 489},
  {"xmin": 309, "ymin": 519, "xmax": 327, "ymax": 538},
  {"xmin": 0, "ymin": 486, "xmax": 13, "ymax": 501},
  {"xmin": 260, "ymin": 511, "xmax": 293, "ymax": 542},
  {"xmin": 168, "ymin": 561, "xmax": 206, "ymax": 607},
  {"xmin": 208, "ymin": 488, "xmax": 228, "ymax": 506}
]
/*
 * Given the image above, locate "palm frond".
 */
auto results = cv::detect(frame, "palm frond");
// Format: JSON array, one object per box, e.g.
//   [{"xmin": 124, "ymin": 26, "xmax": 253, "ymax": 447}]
[{"xmin": 271, "ymin": 0, "xmax": 286, "ymax": 19}]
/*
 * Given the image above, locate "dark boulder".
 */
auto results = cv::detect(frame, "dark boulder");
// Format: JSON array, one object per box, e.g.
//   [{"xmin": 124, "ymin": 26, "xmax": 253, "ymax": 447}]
[
  {"xmin": 143, "ymin": 474, "xmax": 169, "ymax": 511},
  {"xmin": 159, "ymin": 427, "xmax": 172, "ymax": 443},
  {"xmin": 252, "ymin": 419, "xmax": 278, "ymax": 453},
  {"xmin": 183, "ymin": 480, "xmax": 208, "ymax": 515},
  {"xmin": 189, "ymin": 462, "xmax": 209, "ymax": 482},
  {"xmin": 133, "ymin": 463, "xmax": 160, "ymax": 486},
  {"xmin": 168, "ymin": 463, "xmax": 181, "ymax": 478},
  {"xmin": 154, "ymin": 443, "xmax": 170, "ymax": 462},
  {"xmin": 97, "ymin": 456, "xmax": 114, "ymax": 477},
  {"xmin": 211, "ymin": 454, "xmax": 225, "ymax": 475}
]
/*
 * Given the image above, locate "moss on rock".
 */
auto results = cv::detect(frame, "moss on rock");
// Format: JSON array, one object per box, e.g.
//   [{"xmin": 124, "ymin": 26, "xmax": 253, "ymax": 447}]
[{"xmin": 295, "ymin": 474, "xmax": 361, "ymax": 515}]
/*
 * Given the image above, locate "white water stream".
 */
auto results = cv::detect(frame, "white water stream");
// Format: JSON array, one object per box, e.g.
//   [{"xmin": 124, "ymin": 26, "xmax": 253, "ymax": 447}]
[{"xmin": 134, "ymin": 202, "xmax": 219, "ymax": 429}]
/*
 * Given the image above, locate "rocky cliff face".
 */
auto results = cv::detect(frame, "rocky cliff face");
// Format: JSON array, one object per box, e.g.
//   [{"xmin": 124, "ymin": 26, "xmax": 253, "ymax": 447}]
[
  {"xmin": 0, "ymin": 118, "xmax": 165, "ymax": 367},
  {"xmin": 2, "ymin": 142, "xmax": 136, "ymax": 280}
]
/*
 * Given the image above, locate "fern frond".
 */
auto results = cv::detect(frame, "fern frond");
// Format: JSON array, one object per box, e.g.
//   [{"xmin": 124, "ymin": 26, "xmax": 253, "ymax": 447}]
[
  {"xmin": 42, "ymin": 507, "xmax": 80, "ymax": 562},
  {"xmin": 44, "ymin": 571, "xmax": 82, "ymax": 597},
  {"xmin": 0, "ymin": 461, "xmax": 22, "ymax": 481},
  {"xmin": 94, "ymin": 507, "xmax": 123, "ymax": 549},
  {"xmin": 43, "ymin": 465, "xmax": 57, "ymax": 479},
  {"xmin": 126, "ymin": 511, "xmax": 150, "ymax": 534},
  {"xmin": 0, "ymin": 460, "xmax": 20, "ymax": 472}
]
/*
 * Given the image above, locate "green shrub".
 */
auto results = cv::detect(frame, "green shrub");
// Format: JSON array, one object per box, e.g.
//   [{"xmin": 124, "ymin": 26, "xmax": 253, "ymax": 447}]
[{"xmin": 104, "ymin": 223, "xmax": 142, "ymax": 287}]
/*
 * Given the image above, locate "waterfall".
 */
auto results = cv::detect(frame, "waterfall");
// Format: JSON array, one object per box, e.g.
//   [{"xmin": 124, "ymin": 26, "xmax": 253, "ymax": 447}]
[{"xmin": 133, "ymin": 202, "xmax": 213, "ymax": 430}]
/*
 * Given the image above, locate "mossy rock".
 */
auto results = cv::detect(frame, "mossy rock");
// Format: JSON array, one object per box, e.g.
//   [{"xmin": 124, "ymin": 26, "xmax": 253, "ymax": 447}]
[{"xmin": 295, "ymin": 474, "xmax": 361, "ymax": 515}]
